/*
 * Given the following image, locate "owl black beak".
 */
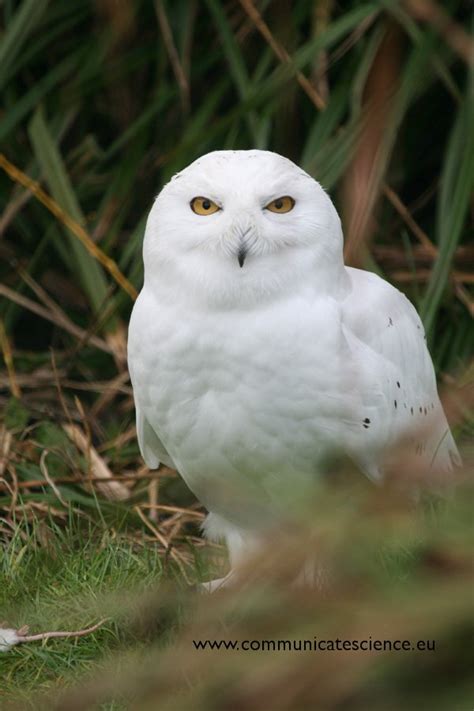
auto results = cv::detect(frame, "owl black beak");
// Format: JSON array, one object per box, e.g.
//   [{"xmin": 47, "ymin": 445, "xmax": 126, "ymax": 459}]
[
  {"xmin": 234, "ymin": 225, "xmax": 252, "ymax": 267},
  {"xmin": 237, "ymin": 245, "xmax": 247, "ymax": 268}
]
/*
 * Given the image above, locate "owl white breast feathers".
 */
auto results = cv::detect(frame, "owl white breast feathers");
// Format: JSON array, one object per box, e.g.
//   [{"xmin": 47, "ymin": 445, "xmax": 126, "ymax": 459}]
[{"xmin": 128, "ymin": 150, "xmax": 459, "ymax": 588}]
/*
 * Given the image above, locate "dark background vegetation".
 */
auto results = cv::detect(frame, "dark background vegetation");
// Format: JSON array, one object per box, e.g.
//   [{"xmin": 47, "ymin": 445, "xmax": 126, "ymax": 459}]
[{"xmin": 0, "ymin": 0, "xmax": 472, "ymax": 708}]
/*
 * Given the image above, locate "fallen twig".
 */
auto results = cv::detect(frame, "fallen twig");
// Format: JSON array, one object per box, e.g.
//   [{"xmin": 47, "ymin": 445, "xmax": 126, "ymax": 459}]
[
  {"xmin": 0, "ymin": 468, "xmax": 176, "ymax": 492},
  {"xmin": 40, "ymin": 450, "xmax": 68, "ymax": 507},
  {"xmin": 0, "ymin": 284, "xmax": 114, "ymax": 356},
  {"xmin": 63, "ymin": 423, "xmax": 130, "ymax": 501},
  {"xmin": 0, "ymin": 619, "xmax": 109, "ymax": 652}
]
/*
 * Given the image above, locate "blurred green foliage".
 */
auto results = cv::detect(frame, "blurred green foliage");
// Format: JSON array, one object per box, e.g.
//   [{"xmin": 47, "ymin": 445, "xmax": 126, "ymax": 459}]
[{"xmin": 0, "ymin": 0, "xmax": 472, "ymax": 371}]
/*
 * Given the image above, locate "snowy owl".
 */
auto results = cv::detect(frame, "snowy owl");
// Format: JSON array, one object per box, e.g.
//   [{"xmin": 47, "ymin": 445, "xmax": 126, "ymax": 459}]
[{"xmin": 128, "ymin": 150, "xmax": 459, "ymax": 589}]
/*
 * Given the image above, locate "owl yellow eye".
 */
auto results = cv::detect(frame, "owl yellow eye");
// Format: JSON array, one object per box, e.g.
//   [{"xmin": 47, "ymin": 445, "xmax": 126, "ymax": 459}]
[
  {"xmin": 265, "ymin": 196, "xmax": 295, "ymax": 213},
  {"xmin": 190, "ymin": 196, "xmax": 220, "ymax": 215}
]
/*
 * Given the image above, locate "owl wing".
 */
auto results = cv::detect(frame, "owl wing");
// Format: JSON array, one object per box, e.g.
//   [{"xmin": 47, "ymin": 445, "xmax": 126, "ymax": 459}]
[
  {"xmin": 135, "ymin": 404, "xmax": 176, "ymax": 470},
  {"xmin": 342, "ymin": 267, "xmax": 460, "ymax": 475},
  {"xmin": 128, "ymin": 290, "xmax": 176, "ymax": 471}
]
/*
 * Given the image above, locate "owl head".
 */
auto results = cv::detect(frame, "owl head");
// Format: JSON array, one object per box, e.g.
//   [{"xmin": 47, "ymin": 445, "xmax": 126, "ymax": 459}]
[{"xmin": 143, "ymin": 150, "xmax": 347, "ymax": 306}]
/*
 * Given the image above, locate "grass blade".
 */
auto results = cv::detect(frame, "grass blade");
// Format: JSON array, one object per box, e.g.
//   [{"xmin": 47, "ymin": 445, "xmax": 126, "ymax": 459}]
[
  {"xmin": 0, "ymin": 0, "xmax": 50, "ymax": 90},
  {"xmin": 420, "ymin": 73, "xmax": 474, "ymax": 337},
  {"xmin": 28, "ymin": 109, "xmax": 113, "ymax": 313}
]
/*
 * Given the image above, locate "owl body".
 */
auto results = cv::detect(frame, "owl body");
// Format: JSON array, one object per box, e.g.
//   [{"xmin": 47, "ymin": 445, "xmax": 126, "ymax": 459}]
[
  {"xmin": 128, "ymin": 150, "xmax": 459, "ymax": 578},
  {"xmin": 130, "ymin": 283, "xmax": 364, "ymax": 527}
]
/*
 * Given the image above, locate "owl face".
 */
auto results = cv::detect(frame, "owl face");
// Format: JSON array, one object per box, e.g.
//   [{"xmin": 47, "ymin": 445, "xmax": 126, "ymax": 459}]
[{"xmin": 144, "ymin": 150, "xmax": 345, "ymax": 304}]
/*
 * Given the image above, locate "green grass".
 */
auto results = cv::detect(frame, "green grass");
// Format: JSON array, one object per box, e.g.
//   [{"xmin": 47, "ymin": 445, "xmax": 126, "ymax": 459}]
[
  {"xmin": 0, "ymin": 516, "xmax": 208, "ymax": 707},
  {"xmin": 0, "ymin": 0, "xmax": 472, "ymax": 371},
  {"xmin": 0, "ymin": 483, "xmax": 472, "ymax": 710},
  {"xmin": 0, "ymin": 0, "xmax": 473, "ymax": 708},
  {"xmin": 0, "ymin": 523, "xmax": 162, "ymax": 703}
]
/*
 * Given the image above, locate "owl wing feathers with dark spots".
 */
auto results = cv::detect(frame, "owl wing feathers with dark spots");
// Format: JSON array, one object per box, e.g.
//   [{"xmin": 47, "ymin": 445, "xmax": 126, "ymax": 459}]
[{"xmin": 343, "ymin": 267, "xmax": 460, "ymax": 475}]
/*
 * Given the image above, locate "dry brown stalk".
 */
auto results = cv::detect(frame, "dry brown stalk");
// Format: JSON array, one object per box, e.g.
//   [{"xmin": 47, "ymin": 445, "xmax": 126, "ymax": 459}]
[
  {"xmin": 342, "ymin": 21, "xmax": 404, "ymax": 266},
  {"xmin": 452, "ymin": 283, "xmax": 474, "ymax": 317},
  {"xmin": 39, "ymin": 450, "xmax": 68, "ymax": 507},
  {"xmin": 0, "ymin": 184, "xmax": 33, "ymax": 236},
  {"xmin": 0, "ymin": 153, "xmax": 137, "ymax": 300},
  {"xmin": 0, "ymin": 470, "xmax": 171, "ymax": 492},
  {"xmin": 0, "ymin": 476, "xmax": 15, "ymax": 502},
  {"xmin": 19, "ymin": 268, "xmax": 126, "ymax": 364},
  {"xmin": 7, "ymin": 465, "xmax": 19, "ymax": 512},
  {"xmin": 402, "ymin": 0, "xmax": 474, "ymax": 66},
  {"xmin": 141, "ymin": 504, "xmax": 205, "ymax": 519},
  {"xmin": 327, "ymin": 13, "xmax": 377, "ymax": 68},
  {"xmin": 134, "ymin": 505, "xmax": 193, "ymax": 583},
  {"xmin": 0, "ymin": 319, "xmax": 20, "ymax": 398},
  {"xmin": 311, "ymin": 0, "xmax": 333, "ymax": 103},
  {"xmin": 0, "ymin": 284, "xmax": 115, "ymax": 356},
  {"xmin": 238, "ymin": 0, "xmax": 326, "ymax": 110},
  {"xmin": 372, "ymin": 244, "xmax": 474, "ymax": 269},
  {"xmin": 155, "ymin": 0, "xmax": 190, "ymax": 112},
  {"xmin": 383, "ymin": 184, "xmax": 473, "ymax": 313},
  {"xmin": 62, "ymin": 377, "xmax": 131, "ymax": 395},
  {"xmin": 96, "ymin": 424, "xmax": 136, "ymax": 453},
  {"xmin": 19, "ymin": 268, "xmax": 71, "ymax": 330},
  {"xmin": 91, "ymin": 370, "xmax": 131, "ymax": 417},
  {"xmin": 161, "ymin": 511, "xmax": 193, "ymax": 544},
  {"xmin": 148, "ymin": 478, "xmax": 159, "ymax": 523},
  {"xmin": 0, "ymin": 426, "xmax": 12, "ymax": 477},
  {"xmin": 383, "ymin": 184, "xmax": 436, "ymax": 253},
  {"xmin": 390, "ymin": 269, "xmax": 474, "ymax": 285},
  {"xmin": 0, "ymin": 367, "xmax": 65, "ymax": 390},
  {"xmin": 63, "ymin": 423, "xmax": 130, "ymax": 501},
  {"xmin": 134, "ymin": 504, "xmax": 171, "ymax": 550}
]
